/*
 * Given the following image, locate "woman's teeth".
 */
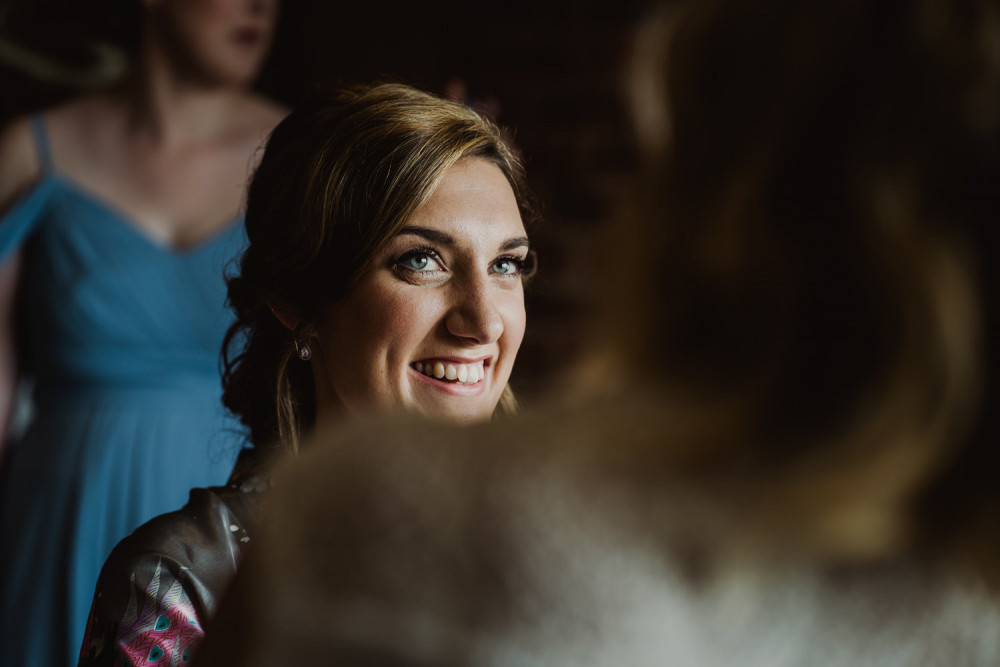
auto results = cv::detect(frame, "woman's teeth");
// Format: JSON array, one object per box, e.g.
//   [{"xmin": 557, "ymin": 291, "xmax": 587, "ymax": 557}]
[{"xmin": 413, "ymin": 360, "xmax": 484, "ymax": 385}]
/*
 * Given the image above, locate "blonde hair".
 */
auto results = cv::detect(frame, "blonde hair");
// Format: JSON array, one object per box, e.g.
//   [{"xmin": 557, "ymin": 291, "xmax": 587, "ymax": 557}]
[{"xmin": 223, "ymin": 83, "xmax": 535, "ymax": 454}]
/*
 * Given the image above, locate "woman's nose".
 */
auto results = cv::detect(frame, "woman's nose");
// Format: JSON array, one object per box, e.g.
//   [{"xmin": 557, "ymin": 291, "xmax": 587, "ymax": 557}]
[{"xmin": 444, "ymin": 281, "xmax": 504, "ymax": 345}]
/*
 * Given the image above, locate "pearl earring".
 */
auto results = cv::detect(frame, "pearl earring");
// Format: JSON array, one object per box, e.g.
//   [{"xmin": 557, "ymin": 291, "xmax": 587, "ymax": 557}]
[{"xmin": 297, "ymin": 342, "xmax": 312, "ymax": 361}]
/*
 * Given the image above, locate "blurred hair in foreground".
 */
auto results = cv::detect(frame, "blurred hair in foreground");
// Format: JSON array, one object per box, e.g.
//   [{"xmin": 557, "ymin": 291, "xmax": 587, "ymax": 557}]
[
  {"xmin": 195, "ymin": 0, "xmax": 1000, "ymax": 664},
  {"xmin": 611, "ymin": 0, "xmax": 1000, "ymax": 561}
]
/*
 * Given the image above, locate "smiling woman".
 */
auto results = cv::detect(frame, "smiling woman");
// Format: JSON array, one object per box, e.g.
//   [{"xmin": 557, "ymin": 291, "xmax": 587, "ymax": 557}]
[
  {"xmin": 227, "ymin": 82, "xmax": 537, "ymax": 452},
  {"xmin": 77, "ymin": 81, "xmax": 536, "ymax": 666},
  {"xmin": 313, "ymin": 158, "xmax": 529, "ymax": 424}
]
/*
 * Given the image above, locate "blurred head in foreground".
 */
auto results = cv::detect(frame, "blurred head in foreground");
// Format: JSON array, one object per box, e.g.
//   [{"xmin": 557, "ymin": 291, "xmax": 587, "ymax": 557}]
[
  {"xmin": 615, "ymin": 0, "xmax": 1000, "ymax": 559},
  {"xmin": 196, "ymin": 1, "xmax": 1000, "ymax": 664},
  {"xmin": 223, "ymin": 82, "xmax": 535, "ymax": 454}
]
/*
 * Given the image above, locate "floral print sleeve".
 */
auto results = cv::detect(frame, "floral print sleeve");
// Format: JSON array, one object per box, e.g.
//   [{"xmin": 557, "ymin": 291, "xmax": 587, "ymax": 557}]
[
  {"xmin": 80, "ymin": 558, "xmax": 205, "ymax": 666},
  {"xmin": 77, "ymin": 479, "xmax": 267, "ymax": 667}
]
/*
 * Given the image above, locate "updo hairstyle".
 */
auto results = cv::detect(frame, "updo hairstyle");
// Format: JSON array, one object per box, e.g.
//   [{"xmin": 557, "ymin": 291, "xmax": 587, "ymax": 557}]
[{"xmin": 222, "ymin": 83, "xmax": 534, "ymax": 454}]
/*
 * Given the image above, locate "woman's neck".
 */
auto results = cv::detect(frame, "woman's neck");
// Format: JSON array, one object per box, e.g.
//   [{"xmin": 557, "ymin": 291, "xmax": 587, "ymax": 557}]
[{"xmin": 117, "ymin": 40, "xmax": 248, "ymax": 147}]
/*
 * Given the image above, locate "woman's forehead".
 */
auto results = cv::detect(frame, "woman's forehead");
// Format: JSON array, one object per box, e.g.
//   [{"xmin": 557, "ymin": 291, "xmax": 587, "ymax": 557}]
[{"xmin": 398, "ymin": 159, "xmax": 527, "ymax": 249}]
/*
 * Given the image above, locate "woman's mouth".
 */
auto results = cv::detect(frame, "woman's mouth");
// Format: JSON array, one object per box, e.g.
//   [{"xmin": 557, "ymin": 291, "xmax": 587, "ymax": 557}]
[
  {"xmin": 410, "ymin": 359, "xmax": 486, "ymax": 385},
  {"xmin": 233, "ymin": 28, "xmax": 264, "ymax": 47}
]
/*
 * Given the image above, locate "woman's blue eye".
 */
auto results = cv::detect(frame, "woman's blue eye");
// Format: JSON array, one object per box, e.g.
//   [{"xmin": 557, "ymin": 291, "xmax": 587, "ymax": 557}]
[
  {"xmin": 396, "ymin": 250, "xmax": 442, "ymax": 273},
  {"xmin": 492, "ymin": 259, "xmax": 520, "ymax": 275},
  {"xmin": 407, "ymin": 254, "xmax": 430, "ymax": 270}
]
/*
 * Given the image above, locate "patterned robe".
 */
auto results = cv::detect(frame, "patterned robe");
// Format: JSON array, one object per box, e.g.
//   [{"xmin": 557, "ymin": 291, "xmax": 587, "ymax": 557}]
[{"xmin": 78, "ymin": 451, "xmax": 272, "ymax": 666}]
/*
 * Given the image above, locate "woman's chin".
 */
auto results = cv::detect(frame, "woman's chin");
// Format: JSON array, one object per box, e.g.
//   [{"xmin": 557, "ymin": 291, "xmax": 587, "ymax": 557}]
[{"xmin": 406, "ymin": 396, "xmax": 497, "ymax": 425}]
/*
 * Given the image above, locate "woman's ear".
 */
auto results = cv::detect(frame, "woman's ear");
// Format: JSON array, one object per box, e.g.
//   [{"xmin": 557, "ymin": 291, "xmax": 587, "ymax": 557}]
[{"xmin": 269, "ymin": 301, "xmax": 301, "ymax": 331}]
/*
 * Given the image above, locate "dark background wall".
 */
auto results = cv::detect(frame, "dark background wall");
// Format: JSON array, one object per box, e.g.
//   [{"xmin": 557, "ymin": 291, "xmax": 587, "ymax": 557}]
[{"xmin": 0, "ymin": 0, "xmax": 650, "ymax": 397}]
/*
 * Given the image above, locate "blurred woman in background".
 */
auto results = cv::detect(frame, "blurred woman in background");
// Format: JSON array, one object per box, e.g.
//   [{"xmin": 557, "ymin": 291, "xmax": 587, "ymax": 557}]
[
  {"xmin": 0, "ymin": 0, "xmax": 284, "ymax": 664},
  {"xmin": 78, "ymin": 82, "xmax": 534, "ymax": 666}
]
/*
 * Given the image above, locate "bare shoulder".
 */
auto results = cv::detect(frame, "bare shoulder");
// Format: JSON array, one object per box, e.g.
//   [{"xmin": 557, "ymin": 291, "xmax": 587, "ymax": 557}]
[
  {"xmin": 45, "ymin": 92, "xmax": 115, "ymax": 127},
  {"xmin": 0, "ymin": 115, "xmax": 41, "ymax": 211},
  {"xmin": 44, "ymin": 93, "xmax": 121, "ymax": 148}
]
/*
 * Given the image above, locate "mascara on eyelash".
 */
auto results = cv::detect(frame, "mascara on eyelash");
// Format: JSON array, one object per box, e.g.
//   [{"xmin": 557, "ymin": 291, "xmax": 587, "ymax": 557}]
[
  {"xmin": 491, "ymin": 254, "xmax": 530, "ymax": 274},
  {"xmin": 394, "ymin": 246, "xmax": 445, "ymax": 269}
]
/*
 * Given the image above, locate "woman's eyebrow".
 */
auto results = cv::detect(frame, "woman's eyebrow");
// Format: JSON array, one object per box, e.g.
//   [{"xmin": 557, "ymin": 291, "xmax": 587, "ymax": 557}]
[
  {"xmin": 500, "ymin": 237, "xmax": 530, "ymax": 251},
  {"xmin": 398, "ymin": 227, "xmax": 530, "ymax": 252},
  {"xmin": 398, "ymin": 226, "xmax": 454, "ymax": 245}
]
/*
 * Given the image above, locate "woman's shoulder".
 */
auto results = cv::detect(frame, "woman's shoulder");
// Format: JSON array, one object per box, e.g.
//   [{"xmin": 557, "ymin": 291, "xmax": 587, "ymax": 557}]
[
  {"xmin": 3, "ymin": 95, "xmax": 119, "ymax": 181},
  {"xmin": 39, "ymin": 93, "xmax": 120, "ymax": 137},
  {"xmin": 0, "ymin": 115, "xmax": 42, "ymax": 212},
  {"xmin": 115, "ymin": 449, "xmax": 275, "ymax": 573},
  {"xmin": 79, "ymin": 483, "xmax": 266, "ymax": 665},
  {"xmin": 112, "ymin": 483, "xmax": 264, "ymax": 577},
  {"xmin": 0, "ymin": 95, "xmax": 113, "ymax": 200},
  {"xmin": 89, "ymin": 481, "xmax": 265, "ymax": 621}
]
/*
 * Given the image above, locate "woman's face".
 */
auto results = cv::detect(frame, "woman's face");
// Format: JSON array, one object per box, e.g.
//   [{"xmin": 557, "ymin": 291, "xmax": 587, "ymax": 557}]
[
  {"xmin": 310, "ymin": 158, "xmax": 529, "ymax": 424},
  {"xmin": 149, "ymin": 0, "xmax": 278, "ymax": 86}
]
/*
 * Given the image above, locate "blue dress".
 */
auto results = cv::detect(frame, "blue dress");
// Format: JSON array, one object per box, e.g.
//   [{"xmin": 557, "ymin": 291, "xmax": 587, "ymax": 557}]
[{"xmin": 0, "ymin": 116, "xmax": 247, "ymax": 667}]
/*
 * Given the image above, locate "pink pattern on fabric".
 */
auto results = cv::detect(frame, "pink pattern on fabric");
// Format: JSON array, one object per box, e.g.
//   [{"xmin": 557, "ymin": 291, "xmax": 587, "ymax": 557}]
[{"xmin": 114, "ymin": 561, "xmax": 203, "ymax": 666}]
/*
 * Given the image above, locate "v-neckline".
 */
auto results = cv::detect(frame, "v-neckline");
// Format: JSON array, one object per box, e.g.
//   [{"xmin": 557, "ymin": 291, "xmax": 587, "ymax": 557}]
[{"xmin": 49, "ymin": 174, "xmax": 243, "ymax": 257}]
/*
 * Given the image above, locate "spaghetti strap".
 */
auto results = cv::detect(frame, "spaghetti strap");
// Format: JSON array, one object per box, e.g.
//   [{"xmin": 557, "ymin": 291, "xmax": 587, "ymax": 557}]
[
  {"xmin": 28, "ymin": 114, "xmax": 53, "ymax": 172},
  {"xmin": 0, "ymin": 114, "xmax": 58, "ymax": 261}
]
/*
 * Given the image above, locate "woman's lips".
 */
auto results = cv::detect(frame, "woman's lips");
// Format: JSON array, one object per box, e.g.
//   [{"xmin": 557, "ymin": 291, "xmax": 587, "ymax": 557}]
[
  {"xmin": 409, "ymin": 358, "xmax": 490, "ymax": 396},
  {"xmin": 233, "ymin": 28, "xmax": 264, "ymax": 47},
  {"xmin": 411, "ymin": 359, "xmax": 486, "ymax": 385}
]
